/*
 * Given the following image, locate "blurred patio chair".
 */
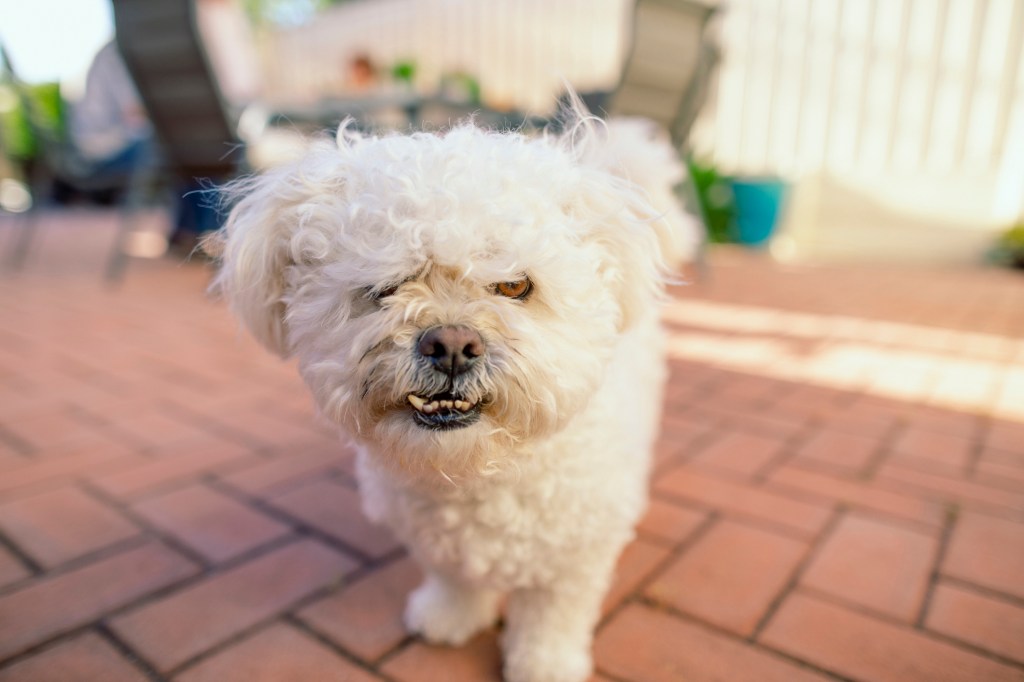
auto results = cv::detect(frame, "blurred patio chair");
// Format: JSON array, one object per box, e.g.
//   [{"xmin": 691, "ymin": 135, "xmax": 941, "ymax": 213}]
[
  {"xmin": 0, "ymin": 43, "xmax": 157, "ymax": 273},
  {"xmin": 608, "ymin": 0, "xmax": 720, "ymax": 279},
  {"xmin": 608, "ymin": 0, "xmax": 719, "ymax": 150},
  {"xmin": 109, "ymin": 0, "xmax": 244, "ymax": 280}
]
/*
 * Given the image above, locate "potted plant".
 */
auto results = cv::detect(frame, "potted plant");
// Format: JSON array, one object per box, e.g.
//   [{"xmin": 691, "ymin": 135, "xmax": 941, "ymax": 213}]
[{"xmin": 994, "ymin": 224, "xmax": 1024, "ymax": 269}]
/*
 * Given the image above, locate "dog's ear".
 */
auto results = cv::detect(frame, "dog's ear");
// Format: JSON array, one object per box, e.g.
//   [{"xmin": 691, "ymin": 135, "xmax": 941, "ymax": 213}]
[
  {"xmin": 571, "ymin": 173, "xmax": 667, "ymax": 332},
  {"xmin": 556, "ymin": 97, "xmax": 682, "ymax": 331},
  {"xmin": 207, "ymin": 163, "xmax": 307, "ymax": 358}
]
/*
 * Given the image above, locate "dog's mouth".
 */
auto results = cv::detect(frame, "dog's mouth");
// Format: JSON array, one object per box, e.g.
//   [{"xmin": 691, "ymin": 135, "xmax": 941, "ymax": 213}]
[{"xmin": 407, "ymin": 391, "xmax": 482, "ymax": 430}]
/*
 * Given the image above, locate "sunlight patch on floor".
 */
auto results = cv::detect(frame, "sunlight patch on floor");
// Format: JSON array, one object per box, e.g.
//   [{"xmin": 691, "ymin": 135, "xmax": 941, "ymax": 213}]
[{"xmin": 663, "ymin": 299, "xmax": 1024, "ymax": 422}]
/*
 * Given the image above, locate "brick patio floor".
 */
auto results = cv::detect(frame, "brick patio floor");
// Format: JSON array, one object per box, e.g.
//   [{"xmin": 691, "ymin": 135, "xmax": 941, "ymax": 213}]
[{"xmin": 1, "ymin": 209, "xmax": 1023, "ymax": 681}]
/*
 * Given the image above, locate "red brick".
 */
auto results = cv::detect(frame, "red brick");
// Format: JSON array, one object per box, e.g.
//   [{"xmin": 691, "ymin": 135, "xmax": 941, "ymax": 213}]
[
  {"xmin": 794, "ymin": 428, "xmax": 878, "ymax": 474},
  {"xmin": 876, "ymin": 463, "xmax": 1024, "ymax": 516},
  {"xmin": 689, "ymin": 431, "xmax": 785, "ymax": 479},
  {"xmin": 715, "ymin": 375, "xmax": 791, "ymax": 405},
  {"xmin": 595, "ymin": 603, "xmax": 831, "ymax": 682},
  {"xmin": 766, "ymin": 465, "xmax": 943, "ymax": 528},
  {"xmin": 0, "ymin": 547, "xmax": 30, "ymax": 589},
  {"xmin": 0, "ymin": 542, "xmax": 197, "ymax": 661},
  {"xmin": 0, "ymin": 632, "xmax": 147, "ymax": 682},
  {"xmin": 819, "ymin": 400, "xmax": 899, "ymax": 439},
  {"xmin": 132, "ymin": 484, "xmax": 291, "ymax": 563},
  {"xmin": 645, "ymin": 519, "xmax": 807, "ymax": 636},
  {"xmin": 0, "ymin": 452, "xmax": 138, "ymax": 497},
  {"xmin": 904, "ymin": 406, "xmax": 983, "ymax": 439},
  {"xmin": 760, "ymin": 592, "xmax": 1023, "ymax": 682},
  {"xmin": 602, "ymin": 538, "xmax": 670, "ymax": 617},
  {"xmin": 926, "ymin": 582, "xmax": 1024, "ymax": 664},
  {"xmin": 801, "ymin": 514, "xmax": 938, "ymax": 621},
  {"xmin": 738, "ymin": 409, "xmax": 809, "ymax": 440},
  {"xmin": 654, "ymin": 414, "xmax": 710, "ymax": 471},
  {"xmin": 106, "ymin": 408, "xmax": 225, "ymax": 450},
  {"xmin": 218, "ymin": 450, "xmax": 353, "ymax": 496},
  {"xmin": 636, "ymin": 497, "xmax": 708, "ymax": 545},
  {"xmin": 110, "ymin": 539, "xmax": 356, "ymax": 672},
  {"xmin": 90, "ymin": 443, "xmax": 252, "ymax": 500},
  {"xmin": 0, "ymin": 488, "xmax": 140, "ymax": 568},
  {"xmin": 981, "ymin": 444, "xmax": 1024, "ymax": 470},
  {"xmin": 381, "ymin": 632, "xmax": 502, "ymax": 682},
  {"xmin": 298, "ymin": 557, "xmax": 420, "ymax": 663},
  {"xmin": 655, "ymin": 468, "xmax": 833, "ymax": 538},
  {"xmin": 174, "ymin": 623, "xmax": 382, "ymax": 682},
  {"xmin": 770, "ymin": 385, "xmax": 846, "ymax": 420},
  {"xmin": 975, "ymin": 458, "xmax": 1024, "ymax": 492},
  {"xmin": 30, "ymin": 430, "xmax": 139, "ymax": 461},
  {"xmin": 942, "ymin": 512, "xmax": 1024, "ymax": 600},
  {"xmin": 196, "ymin": 407, "xmax": 326, "ymax": 451},
  {"xmin": 269, "ymin": 479, "xmax": 400, "ymax": 559},
  {"xmin": 3, "ymin": 408, "xmax": 110, "ymax": 453},
  {"xmin": 987, "ymin": 421, "xmax": 1024, "ymax": 456},
  {"xmin": 890, "ymin": 427, "xmax": 975, "ymax": 473}
]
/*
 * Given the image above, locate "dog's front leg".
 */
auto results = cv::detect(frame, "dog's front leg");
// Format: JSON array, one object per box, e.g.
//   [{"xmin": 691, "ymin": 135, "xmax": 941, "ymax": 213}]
[
  {"xmin": 404, "ymin": 571, "xmax": 502, "ymax": 646},
  {"xmin": 500, "ymin": 558, "xmax": 616, "ymax": 682}
]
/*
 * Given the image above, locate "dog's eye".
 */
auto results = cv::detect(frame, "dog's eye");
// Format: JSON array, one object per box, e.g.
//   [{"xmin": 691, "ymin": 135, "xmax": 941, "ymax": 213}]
[
  {"xmin": 493, "ymin": 278, "xmax": 532, "ymax": 300},
  {"xmin": 368, "ymin": 284, "xmax": 400, "ymax": 301}
]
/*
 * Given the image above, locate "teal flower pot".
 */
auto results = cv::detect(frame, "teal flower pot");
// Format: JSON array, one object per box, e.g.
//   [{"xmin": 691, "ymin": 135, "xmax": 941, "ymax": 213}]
[{"xmin": 730, "ymin": 177, "xmax": 788, "ymax": 247}]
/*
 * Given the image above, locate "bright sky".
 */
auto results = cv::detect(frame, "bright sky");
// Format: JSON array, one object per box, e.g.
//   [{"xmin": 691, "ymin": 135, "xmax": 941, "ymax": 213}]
[{"xmin": 0, "ymin": 0, "xmax": 113, "ymax": 86}]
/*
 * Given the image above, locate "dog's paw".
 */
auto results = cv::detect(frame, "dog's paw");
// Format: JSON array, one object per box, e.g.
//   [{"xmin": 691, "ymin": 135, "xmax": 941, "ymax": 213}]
[
  {"xmin": 403, "ymin": 579, "xmax": 499, "ymax": 646},
  {"xmin": 503, "ymin": 643, "xmax": 592, "ymax": 682}
]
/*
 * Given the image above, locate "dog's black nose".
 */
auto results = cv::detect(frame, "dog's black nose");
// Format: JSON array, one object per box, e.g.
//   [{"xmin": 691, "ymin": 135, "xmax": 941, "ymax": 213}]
[{"xmin": 417, "ymin": 325, "xmax": 485, "ymax": 376}]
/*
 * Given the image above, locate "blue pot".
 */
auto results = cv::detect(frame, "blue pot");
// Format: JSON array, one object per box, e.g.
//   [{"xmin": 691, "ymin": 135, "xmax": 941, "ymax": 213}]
[{"xmin": 729, "ymin": 177, "xmax": 788, "ymax": 247}]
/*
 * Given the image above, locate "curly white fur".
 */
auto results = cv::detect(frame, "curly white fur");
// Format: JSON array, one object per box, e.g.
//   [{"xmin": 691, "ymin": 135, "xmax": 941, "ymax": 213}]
[{"xmin": 211, "ymin": 105, "xmax": 697, "ymax": 682}]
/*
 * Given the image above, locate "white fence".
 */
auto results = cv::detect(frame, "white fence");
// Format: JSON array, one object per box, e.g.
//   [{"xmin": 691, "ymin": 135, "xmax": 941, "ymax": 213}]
[
  {"xmin": 256, "ymin": 0, "xmax": 1024, "ymax": 262},
  {"xmin": 692, "ymin": 0, "xmax": 1024, "ymax": 261},
  {"xmin": 261, "ymin": 0, "xmax": 632, "ymax": 113}
]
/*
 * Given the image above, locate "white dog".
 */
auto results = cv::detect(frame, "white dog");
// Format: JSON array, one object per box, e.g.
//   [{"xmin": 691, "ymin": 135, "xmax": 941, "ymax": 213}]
[{"xmin": 210, "ymin": 105, "xmax": 697, "ymax": 682}]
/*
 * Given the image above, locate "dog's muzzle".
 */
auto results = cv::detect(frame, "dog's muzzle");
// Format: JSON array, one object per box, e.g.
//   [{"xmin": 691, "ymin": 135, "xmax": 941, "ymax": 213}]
[
  {"xmin": 407, "ymin": 325, "xmax": 486, "ymax": 430},
  {"xmin": 407, "ymin": 390, "xmax": 482, "ymax": 430}
]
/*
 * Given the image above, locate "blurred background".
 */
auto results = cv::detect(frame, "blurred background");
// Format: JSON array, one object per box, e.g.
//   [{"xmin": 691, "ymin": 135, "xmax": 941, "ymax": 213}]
[
  {"xmin": 1, "ymin": 4, "xmax": 1023, "ymax": 680},
  {"xmin": 1, "ymin": 0, "xmax": 1022, "ymax": 274}
]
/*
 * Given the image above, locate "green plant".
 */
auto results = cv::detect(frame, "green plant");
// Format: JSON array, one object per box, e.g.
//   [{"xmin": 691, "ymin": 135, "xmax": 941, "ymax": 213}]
[
  {"xmin": 994, "ymin": 224, "xmax": 1024, "ymax": 268},
  {"xmin": 391, "ymin": 60, "xmax": 416, "ymax": 85},
  {"xmin": 686, "ymin": 156, "xmax": 734, "ymax": 243}
]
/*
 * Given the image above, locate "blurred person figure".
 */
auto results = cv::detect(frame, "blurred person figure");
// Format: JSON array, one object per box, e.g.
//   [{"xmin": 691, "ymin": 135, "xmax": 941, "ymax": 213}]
[{"xmin": 69, "ymin": 39, "xmax": 152, "ymax": 181}]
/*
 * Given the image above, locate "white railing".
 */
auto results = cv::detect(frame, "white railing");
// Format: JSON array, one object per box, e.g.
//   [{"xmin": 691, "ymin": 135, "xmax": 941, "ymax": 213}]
[
  {"xmin": 690, "ymin": 0, "xmax": 1024, "ymax": 255},
  {"xmin": 260, "ymin": 0, "xmax": 632, "ymax": 113}
]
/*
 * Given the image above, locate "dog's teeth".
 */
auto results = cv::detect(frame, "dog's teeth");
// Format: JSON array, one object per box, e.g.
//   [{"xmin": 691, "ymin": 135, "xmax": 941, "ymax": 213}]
[
  {"xmin": 454, "ymin": 400, "xmax": 466, "ymax": 410},
  {"xmin": 441, "ymin": 400, "xmax": 453, "ymax": 409},
  {"xmin": 408, "ymin": 394, "xmax": 425, "ymax": 410},
  {"xmin": 421, "ymin": 402, "xmax": 436, "ymax": 414}
]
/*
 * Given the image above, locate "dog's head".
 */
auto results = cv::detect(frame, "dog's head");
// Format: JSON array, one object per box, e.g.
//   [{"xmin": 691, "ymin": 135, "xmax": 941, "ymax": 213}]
[{"xmin": 210, "ymin": 114, "xmax": 679, "ymax": 480}]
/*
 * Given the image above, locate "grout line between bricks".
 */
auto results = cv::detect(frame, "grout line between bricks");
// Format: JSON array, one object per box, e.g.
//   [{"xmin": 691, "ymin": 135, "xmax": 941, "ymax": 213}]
[
  {"xmin": 0, "ymin": 625, "xmax": 105, "ymax": 675},
  {"xmin": 78, "ymin": 481, "xmax": 217, "ymax": 570},
  {"xmin": 940, "ymin": 575, "xmax": 1024, "ymax": 610},
  {"xmin": 857, "ymin": 415, "xmax": 905, "ymax": 481},
  {"xmin": 284, "ymin": 612, "xmax": 403, "ymax": 682},
  {"xmin": 159, "ymin": 400, "xmax": 278, "ymax": 453},
  {"xmin": 629, "ymin": 593, "xmax": 854, "ymax": 682},
  {"xmin": 749, "ymin": 503, "xmax": 846, "ymax": 641},
  {"xmin": 598, "ymin": 511, "xmax": 720, "ymax": 631},
  {"xmin": 203, "ymin": 476, "xmax": 378, "ymax": 566},
  {"xmin": 798, "ymin": 585, "xmax": 1024, "ymax": 671},
  {"xmin": 0, "ymin": 527, "xmax": 44, "ymax": 576},
  {"xmin": 160, "ymin": 549, "xmax": 409, "ymax": 680},
  {"xmin": 651, "ymin": 487, "xmax": 820, "ymax": 543},
  {"xmin": 914, "ymin": 502, "xmax": 958, "ymax": 628},
  {"xmin": 95, "ymin": 623, "xmax": 167, "ymax": 682},
  {"xmin": 0, "ymin": 534, "xmax": 154, "ymax": 600},
  {"xmin": 0, "ymin": 423, "xmax": 36, "ymax": 458},
  {"xmin": 964, "ymin": 413, "xmax": 991, "ymax": 479}
]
